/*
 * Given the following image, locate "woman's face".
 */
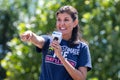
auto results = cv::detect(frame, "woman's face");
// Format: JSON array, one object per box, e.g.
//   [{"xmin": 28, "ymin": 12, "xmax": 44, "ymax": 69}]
[{"xmin": 56, "ymin": 12, "xmax": 76, "ymax": 38}]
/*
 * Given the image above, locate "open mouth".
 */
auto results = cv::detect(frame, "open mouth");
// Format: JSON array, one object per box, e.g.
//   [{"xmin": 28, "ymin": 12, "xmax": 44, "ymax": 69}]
[{"xmin": 59, "ymin": 27, "xmax": 67, "ymax": 31}]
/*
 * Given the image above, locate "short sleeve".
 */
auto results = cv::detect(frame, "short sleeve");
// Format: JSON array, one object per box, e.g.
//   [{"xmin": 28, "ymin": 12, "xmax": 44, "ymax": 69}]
[
  {"xmin": 36, "ymin": 35, "xmax": 51, "ymax": 53},
  {"xmin": 77, "ymin": 43, "xmax": 92, "ymax": 71}
]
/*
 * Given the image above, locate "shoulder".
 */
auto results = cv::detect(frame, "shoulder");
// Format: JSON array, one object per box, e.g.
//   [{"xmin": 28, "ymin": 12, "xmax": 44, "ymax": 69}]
[
  {"xmin": 40, "ymin": 35, "xmax": 52, "ymax": 44},
  {"xmin": 36, "ymin": 35, "xmax": 52, "ymax": 52},
  {"xmin": 76, "ymin": 41, "xmax": 90, "ymax": 54},
  {"xmin": 78, "ymin": 41, "xmax": 89, "ymax": 48},
  {"xmin": 81, "ymin": 42, "xmax": 88, "ymax": 46}
]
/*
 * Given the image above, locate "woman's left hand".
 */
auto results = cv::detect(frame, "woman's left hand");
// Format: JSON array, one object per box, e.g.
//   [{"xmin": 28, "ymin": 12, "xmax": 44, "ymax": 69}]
[{"xmin": 50, "ymin": 40, "xmax": 62, "ymax": 58}]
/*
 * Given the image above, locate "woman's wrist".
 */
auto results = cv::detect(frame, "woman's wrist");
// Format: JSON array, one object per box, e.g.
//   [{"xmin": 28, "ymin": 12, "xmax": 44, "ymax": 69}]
[
  {"xmin": 57, "ymin": 52, "xmax": 65, "ymax": 62},
  {"xmin": 29, "ymin": 32, "xmax": 37, "ymax": 43}
]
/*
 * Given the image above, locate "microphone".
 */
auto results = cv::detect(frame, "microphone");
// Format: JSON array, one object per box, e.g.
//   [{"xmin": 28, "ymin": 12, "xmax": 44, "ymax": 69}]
[{"xmin": 49, "ymin": 31, "xmax": 62, "ymax": 51}]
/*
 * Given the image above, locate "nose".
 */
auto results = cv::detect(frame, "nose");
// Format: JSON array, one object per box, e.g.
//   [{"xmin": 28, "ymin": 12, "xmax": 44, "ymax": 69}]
[{"xmin": 59, "ymin": 21, "xmax": 65, "ymax": 26}]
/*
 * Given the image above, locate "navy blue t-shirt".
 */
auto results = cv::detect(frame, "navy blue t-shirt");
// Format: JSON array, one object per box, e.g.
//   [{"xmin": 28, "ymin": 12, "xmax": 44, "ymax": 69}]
[{"xmin": 36, "ymin": 35, "xmax": 92, "ymax": 80}]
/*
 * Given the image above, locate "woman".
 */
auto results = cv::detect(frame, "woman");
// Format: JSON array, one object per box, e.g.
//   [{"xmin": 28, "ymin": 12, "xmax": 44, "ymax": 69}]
[{"xmin": 20, "ymin": 5, "xmax": 92, "ymax": 80}]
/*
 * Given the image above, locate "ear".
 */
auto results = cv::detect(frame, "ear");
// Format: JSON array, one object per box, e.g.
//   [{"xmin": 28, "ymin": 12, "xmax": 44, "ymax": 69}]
[{"xmin": 73, "ymin": 19, "xmax": 78, "ymax": 28}]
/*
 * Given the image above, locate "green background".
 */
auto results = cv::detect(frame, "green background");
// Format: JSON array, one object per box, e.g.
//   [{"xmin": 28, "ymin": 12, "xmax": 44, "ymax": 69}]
[{"xmin": 0, "ymin": 0, "xmax": 120, "ymax": 80}]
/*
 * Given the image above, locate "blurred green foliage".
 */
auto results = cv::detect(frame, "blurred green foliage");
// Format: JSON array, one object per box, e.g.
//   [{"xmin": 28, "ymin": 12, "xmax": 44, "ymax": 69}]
[{"xmin": 0, "ymin": 0, "xmax": 120, "ymax": 80}]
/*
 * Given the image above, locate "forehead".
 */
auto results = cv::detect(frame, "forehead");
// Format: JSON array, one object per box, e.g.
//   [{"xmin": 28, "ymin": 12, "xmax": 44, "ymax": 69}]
[{"xmin": 57, "ymin": 12, "xmax": 71, "ymax": 18}]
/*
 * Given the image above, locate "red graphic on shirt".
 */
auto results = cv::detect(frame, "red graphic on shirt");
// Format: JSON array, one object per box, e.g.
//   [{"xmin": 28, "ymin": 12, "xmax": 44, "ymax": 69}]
[{"xmin": 45, "ymin": 55, "xmax": 76, "ymax": 67}]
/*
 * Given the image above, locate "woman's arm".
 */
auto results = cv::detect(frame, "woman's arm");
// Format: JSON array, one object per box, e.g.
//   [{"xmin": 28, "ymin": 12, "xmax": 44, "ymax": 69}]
[
  {"xmin": 59, "ymin": 55, "xmax": 87, "ymax": 80},
  {"xmin": 50, "ymin": 41, "xmax": 87, "ymax": 80},
  {"xmin": 20, "ymin": 31, "xmax": 45, "ymax": 49}
]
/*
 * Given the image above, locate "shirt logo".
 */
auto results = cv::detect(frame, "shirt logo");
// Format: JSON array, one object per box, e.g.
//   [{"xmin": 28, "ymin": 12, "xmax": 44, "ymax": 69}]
[{"xmin": 45, "ymin": 45, "xmax": 80, "ymax": 67}]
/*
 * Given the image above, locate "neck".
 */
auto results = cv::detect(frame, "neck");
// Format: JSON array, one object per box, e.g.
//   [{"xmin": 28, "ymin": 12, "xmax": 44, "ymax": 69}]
[{"xmin": 62, "ymin": 33, "xmax": 72, "ymax": 41}]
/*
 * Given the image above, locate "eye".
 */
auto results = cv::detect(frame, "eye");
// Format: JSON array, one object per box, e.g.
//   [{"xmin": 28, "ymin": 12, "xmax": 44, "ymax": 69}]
[
  {"xmin": 64, "ymin": 19, "xmax": 69, "ymax": 21},
  {"xmin": 57, "ymin": 18, "xmax": 61, "ymax": 21}
]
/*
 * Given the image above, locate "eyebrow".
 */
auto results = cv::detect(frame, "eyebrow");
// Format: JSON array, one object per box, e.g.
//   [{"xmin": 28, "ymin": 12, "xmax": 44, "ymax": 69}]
[
  {"xmin": 65, "ymin": 17, "xmax": 70, "ymax": 19},
  {"xmin": 57, "ymin": 16, "xmax": 70, "ymax": 19}
]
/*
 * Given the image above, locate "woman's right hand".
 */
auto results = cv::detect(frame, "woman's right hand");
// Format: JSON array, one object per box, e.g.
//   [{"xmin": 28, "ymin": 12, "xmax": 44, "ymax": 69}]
[
  {"xmin": 20, "ymin": 30, "xmax": 45, "ymax": 49},
  {"xmin": 20, "ymin": 31, "xmax": 33, "ymax": 42}
]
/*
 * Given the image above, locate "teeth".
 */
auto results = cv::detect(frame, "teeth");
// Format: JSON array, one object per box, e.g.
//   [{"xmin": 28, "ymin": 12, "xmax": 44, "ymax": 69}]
[{"xmin": 61, "ymin": 27, "xmax": 66, "ymax": 30}]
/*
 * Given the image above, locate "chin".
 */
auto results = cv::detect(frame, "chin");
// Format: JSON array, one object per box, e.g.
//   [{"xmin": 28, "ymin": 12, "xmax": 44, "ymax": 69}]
[{"xmin": 62, "ymin": 32, "xmax": 69, "ymax": 36}]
